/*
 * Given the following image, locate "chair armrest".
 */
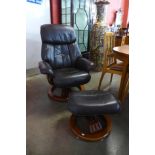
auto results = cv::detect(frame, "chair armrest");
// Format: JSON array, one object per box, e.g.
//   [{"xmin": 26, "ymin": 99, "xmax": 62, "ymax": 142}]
[
  {"xmin": 38, "ymin": 61, "xmax": 54, "ymax": 76},
  {"xmin": 75, "ymin": 57, "xmax": 95, "ymax": 72}
]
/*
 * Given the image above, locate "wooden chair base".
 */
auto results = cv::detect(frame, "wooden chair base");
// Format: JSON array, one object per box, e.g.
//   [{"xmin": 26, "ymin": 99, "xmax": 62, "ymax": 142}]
[
  {"xmin": 48, "ymin": 85, "xmax": 85, "ymax": 102},
  {"xmin": 48, "ymin": 86, "xmax": 70, "ymax": 102},
  {"xmin": 69, "ymin": 114, "xmax": 112, "ymax": 141}
]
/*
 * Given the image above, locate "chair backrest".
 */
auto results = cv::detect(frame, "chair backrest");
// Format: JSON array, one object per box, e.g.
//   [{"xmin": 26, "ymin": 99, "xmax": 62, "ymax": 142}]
[
  {"xmin": 103, "ymin": 32, "xmax": 116, "ymax": 68},
  {"xmin": 121, "ymin": 35, "xmax": 129, "ymax": 46},
  {"xmin": 40, "ymin": 24, "xmax": 81, "ymax": 69}
]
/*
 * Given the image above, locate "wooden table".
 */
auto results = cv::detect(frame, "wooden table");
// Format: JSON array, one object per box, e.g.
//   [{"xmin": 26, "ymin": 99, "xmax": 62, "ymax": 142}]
[{"xmin": 113, "ymin": 45, "xmax": 129, "ymax": 102}]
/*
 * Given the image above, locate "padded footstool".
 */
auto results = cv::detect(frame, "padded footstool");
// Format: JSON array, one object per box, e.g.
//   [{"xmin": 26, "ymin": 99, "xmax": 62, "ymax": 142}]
[{"xmin": 68, "ymin": 90, "xmax": 121, "ymax": 141}]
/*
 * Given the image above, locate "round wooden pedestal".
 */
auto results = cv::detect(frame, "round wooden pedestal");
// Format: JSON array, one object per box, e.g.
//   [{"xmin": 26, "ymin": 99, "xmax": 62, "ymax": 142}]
[
  {"xmin": 48, "ymin": 86, "xmax": 70, "ymax": 102},
  {"xmin": 48, "ymin": 85, "xmax": 85, "ymax": 102},
  {"xmin": 69, "ymin": 114, "xmax": 112, "ymax": 141}
]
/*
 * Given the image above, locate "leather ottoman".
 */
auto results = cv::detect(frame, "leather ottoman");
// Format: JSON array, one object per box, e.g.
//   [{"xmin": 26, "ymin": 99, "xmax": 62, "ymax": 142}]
[{"xmin": 68, "ymin": 90, "xmax": 121, "ymax": 141}]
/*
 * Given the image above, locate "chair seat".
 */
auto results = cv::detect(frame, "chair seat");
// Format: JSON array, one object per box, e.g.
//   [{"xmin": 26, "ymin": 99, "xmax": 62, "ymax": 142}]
[
  {"xmin": 68, "ymin": 90, "xmax": 121, "ymax": 116},
  {"xmin": 53, "ymin": 68, "xmax": 91, "ymax": 88}
]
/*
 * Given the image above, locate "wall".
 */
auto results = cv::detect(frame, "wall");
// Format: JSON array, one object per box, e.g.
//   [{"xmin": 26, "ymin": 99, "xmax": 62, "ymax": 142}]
[
  {"xmin": 26, "ymin": 0, "xmax": 50, "ymax": 69},
  {"xmin": 107, "ymin": 0, "xmax": 129, "ymax": 27},
  {"xmin": 107, "ymin": 0, "xmax": 120, "ymax": 26},
  {"xmin": 51, "ymin": 0, "xmax": 129, "ymax": 27},
  {"xmin": 121, "ymin": 0, "xmax": 129, "ymax": 27}
]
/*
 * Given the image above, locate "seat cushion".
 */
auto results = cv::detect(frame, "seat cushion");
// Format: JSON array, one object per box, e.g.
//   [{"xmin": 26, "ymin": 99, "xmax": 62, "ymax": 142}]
[
  {"xmin": 68, "ymin": 90, "xmax": 121, "ymax": 116},
  {"xmin": 53, "ymin": 68, "xmax": 91, "ymax": 88}
]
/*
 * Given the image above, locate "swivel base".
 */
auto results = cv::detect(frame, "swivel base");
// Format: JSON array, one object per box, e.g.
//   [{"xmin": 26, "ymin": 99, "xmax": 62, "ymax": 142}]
[
  {"xmin": 48, "ymin": 86, "xmax": 70, "ymax": 102},
  {"xmin": 69, "ymin": 114, "xmax": 112, "ymax": 141},
  {"xmin": 48, "ymin": 85, "xmax": 85, "ymax": 102}
]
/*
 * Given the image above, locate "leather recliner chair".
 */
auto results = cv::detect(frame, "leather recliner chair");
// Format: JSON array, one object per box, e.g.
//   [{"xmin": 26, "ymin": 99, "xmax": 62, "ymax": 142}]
[{"xmin": 39, "ymin": 24, "xmax": 94, "ymax": 101}]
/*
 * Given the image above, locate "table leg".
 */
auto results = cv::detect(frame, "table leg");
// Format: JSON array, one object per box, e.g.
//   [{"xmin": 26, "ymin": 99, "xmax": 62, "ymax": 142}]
[
  {"xmin": 118, "ymin": 63, "xmax": 129, "ymax": 102},
  {"xmin": 122, "ymin": 74, "xmax": 129, "ymax": 102}
]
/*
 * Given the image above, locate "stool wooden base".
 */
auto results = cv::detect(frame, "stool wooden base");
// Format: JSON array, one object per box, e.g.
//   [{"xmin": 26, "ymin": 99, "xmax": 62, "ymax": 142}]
[{"xmin": 69, "ymin": 114, "xmax": 112, "ymax": 141}]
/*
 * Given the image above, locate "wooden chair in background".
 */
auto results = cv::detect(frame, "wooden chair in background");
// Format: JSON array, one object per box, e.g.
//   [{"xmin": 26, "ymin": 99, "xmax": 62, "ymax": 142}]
[
  {"xmin": 115, "ymin": 27, "xmax": 129, "ymax": 46},
  {"xmin": 121, "ymin": 35, "xmax": 129, "ymax": 46},
  {"xmin": 98, "ymin": 32, "xmax": 124, "ymax": 90}
]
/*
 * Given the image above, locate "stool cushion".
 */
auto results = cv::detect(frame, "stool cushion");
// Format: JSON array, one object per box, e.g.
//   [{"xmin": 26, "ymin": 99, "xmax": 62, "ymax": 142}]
[{"xmin": 68, "ymin": 90, "xmax": 121, "ymax": 116}]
